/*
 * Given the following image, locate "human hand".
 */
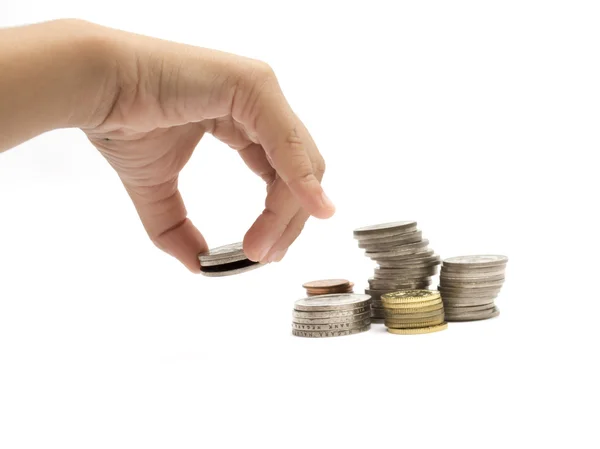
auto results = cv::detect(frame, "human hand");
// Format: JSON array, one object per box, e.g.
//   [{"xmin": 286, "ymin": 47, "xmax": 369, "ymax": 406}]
[{"xmin": 82, "ymin": 23, "xmax": 335, "ymax": 272}]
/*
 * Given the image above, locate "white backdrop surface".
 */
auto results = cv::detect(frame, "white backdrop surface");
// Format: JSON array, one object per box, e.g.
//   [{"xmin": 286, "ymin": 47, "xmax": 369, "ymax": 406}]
[{"xmin": 1, "ymin": 1, "xmax": 599, "ymax": 448}]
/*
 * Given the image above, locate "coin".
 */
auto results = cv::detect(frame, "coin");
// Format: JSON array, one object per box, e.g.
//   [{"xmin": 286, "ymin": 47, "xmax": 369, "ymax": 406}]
[
  {"xmin": 370, "ymin": 318, "xmax": 385, "ymax": 324},
  {"xmin": 375, "ymin": 249, "xmax": 435, "ymax": 262},
  {"xmin": 303, "ymin": 279, "xmax": 350, "ymax": 289},
  {"xmin": 438, "ymin": 285, "xmax": 502, "ymax": 295},
  {"xmin": 292, "ymin": 325, "xmax": 371, "ymax": 338},
  {"xmin": 382, "ymin": 309, "xmax": 445, "ymax": 321},
  {"xmin": 353, "ymin": 221, "xmax": 417, "ymax": 238},
  {"xmin": 384, "ymin": 303, "xmax": 444, "ymax": 314},
  {"xmin": 294, "ymin": 293, "xmax": 371, "ymax": 312},
  {"xmin": 442, "ymin": 255, "xmax": 508, "ymax": 269},
  {"xmin": 385, "ymin": 317, "xmax": 445, "ymax": 329},
  {"xmin": 383, "ymin": 298, "xmax": 442, "ymax": 309},
  {"xmin": 387, "ymin": 323, "xmax": 448, "ymax": 335},
  {"xmin": 381, "ymin": 289, "xmax": 441, "ymax": 304},
  {"xmin": 198, "ymin": 242, "xmax": 264, "ymax": 277},
  {"xmin": 358, "ymin": 230, "xmax": 423, "ymax": 249},
  {"xmin": 292, "ymin": 311, "xmax": 372, "ymax": 325},
  {"xmin": 292, "ymin": 305, "xmax": 371, "ymax": 319},
  {"xmin": 444, "ymin": 304, "xmax": 495, "ymax": 313},
  {"xmin": 368, "ymin": 279, "xmax": 431, "ymax": 290},
  {"xmin": 440, "ymin": 279, "xmax": 505, "ymax": 289},
  {"xmin": 445, "ymin": 307, "xmax": 500, "ymax": 322},
  {"xmin": 292, "ymin": 317, "xmax": 371, "ymax": 331},
  {"xmin": 366, "ymin": 240, "xmax": 430, "ymax": 259}
]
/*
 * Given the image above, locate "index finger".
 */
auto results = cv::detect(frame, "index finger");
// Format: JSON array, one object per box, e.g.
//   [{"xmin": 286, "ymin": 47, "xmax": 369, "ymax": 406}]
[{"xmin": 234, "ymin": 64, "xmax": 335, "ymax": 219}]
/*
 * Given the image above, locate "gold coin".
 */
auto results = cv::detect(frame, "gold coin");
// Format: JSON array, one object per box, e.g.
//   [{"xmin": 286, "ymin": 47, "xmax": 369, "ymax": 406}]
[
  {"xmin": 381, "ymin": 289, "xmax": 441, "ymax": 304},
  {"xmin": 387, "ymin": 323, "xmax": 448, "ymax": 335},
  {"xmin": 384, "ymin": 303, "xmax": 444, "ymax": 314},
  {"xmin": 383, "ymin": 298, "xmax": 442, "ymax": 309},
  {"xmin": 385, "ymin": 317, "xmax": 445, "ymax": 329},
  {"xmin": 384, "ymin": 311, "xmax": 445, "ymax": 323}
]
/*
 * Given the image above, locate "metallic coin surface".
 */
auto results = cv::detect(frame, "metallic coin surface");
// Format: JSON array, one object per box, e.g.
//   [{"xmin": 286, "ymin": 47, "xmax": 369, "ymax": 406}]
[
  {"xmin": 294, "ymin": 293, "xmax": 371, "ymax": 312},
  {"xmin": 445, "ymin": 307, "xmax": 500, "ymax": 322},
  {"xmin": 303, "ymin": 279, "xmax": 350, "ymax": 289},
  {"xmin": 384, "ymin": 298, "xmax": 442, "ymax": 309},
  {"xmin": 443, "ymin": 255, "xmax": 508, "ymax": 268},
  {"xmin": 366, "ymin": 240, "xmax": 430, "ymax": 259},
  {"xmin": 383, "ymin": 309, "xmax": 445, "ymax": 321},
  {"xmin": 387, "ymin": 323, "xmax": 448, "ymax": 335},
  {"xmin": 384, "ymin": 303, "xmax": 444, "ymax": 315},
  {"xmin": 368, "ymin": 279, "xmax": 431, "ymax": 290},
  {"xmin": 375, "ymin": 249, "xmax": 435, "ymax": 262},
  {"xmin": 444, "ymin": 304, "xmax": 495, "ymax": 313},
  {"xmin": 292, "ymin": 317, "xmax": 371, "ymax": 331},
  {"xmin": 385, "ymin": 317, "xmax": 445, "ymax": 329},
  {"xmin": 382, "ymin": 289, "xmax": 441, "ymax": 304},
  {"xmin": 440, "ymin": 267, "xmax": 506, "ymax": 277},
  {"xmin": 353, "ymin": 221, "xmax": 417, "ymax": 238},
  {"xmin": 370, "ymin": 318, "xmax": 385, "ymax": 324},
  {"xmin": 440, "ymin": 279, "xmax": 505, "ymax": 289},
  {"xmin": 438, "ymin": 285, "xmax": 502, "ymax": 295},
  {"xmin": 292, "ymin": 311, "xmax": 372, "ymax": 325},
  {"xmin": 358, "ymin": 232, "xmax": 423, "ymax": 250},
  {"xmin": 440, "ymin": 273, "xmax": 505, "ymax": 283},
  {"xmin": 292, "ymin": 324, "xmax": 371, "ymax": 338},
  {"xmin": 198, "ymin": 242, "xmax": 247, "ymax": 266},
  {"xmin": 293, "ymin": 305, "xmax": 371, "ymax": 319}
]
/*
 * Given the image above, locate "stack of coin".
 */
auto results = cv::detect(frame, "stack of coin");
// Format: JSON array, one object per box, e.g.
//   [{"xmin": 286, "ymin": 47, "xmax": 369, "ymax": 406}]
[
  {"xmin": 381, "ymin": 290, "xmax": 447, "ymax": 334},
  {"xmin": 292, "ymin": 293, "xmax": 372, "ymax": 338},
  {"xmin": 198, "ymin": 242, "xmax": 263, "ymax": 277},
  {"xmin": 438, "ymin": 255, "xmax": 508, "ymax": 321},
  {"xmin": 302, "ymin": 279, "xmax": 354, "ymax": 296},
  {"xmin": 352, "ymin": 221, "xmax": 441, "ymax": 321}
]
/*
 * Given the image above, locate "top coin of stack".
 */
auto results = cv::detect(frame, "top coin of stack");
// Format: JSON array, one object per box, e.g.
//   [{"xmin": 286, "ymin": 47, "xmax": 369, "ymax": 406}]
[
  {"xmin": 302, "ymin": 279, "xmax": 355, "ymax": 297},
  {"xmin": 292, "ymin": 293, "xmax": 372, "ymax": 338},
  {"xmin": 438, "ymin": 255, "xmax": 508, "ymax": 321},
  {"xmin": 352, "ymin": 221, "xmax": 441, "ymax": 320},
  {"xmin": 198, "ymin": 242, "xmax": 263, "ymax": 277},
  {"xmin": 381, "ymin": 290, "xmax": 448, "ymax": 335}
]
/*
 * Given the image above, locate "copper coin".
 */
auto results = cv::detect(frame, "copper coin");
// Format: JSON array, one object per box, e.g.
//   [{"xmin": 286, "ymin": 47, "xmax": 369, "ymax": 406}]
[{"xmin": 302, "ymin": 279, "xmax": 350, "ymax": 290}]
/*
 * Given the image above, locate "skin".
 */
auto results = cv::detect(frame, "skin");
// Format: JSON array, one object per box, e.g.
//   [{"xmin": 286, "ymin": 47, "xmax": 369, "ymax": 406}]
[{"xmin": 0, "ymin": 19, "xmax": 335, "ymax": 272}]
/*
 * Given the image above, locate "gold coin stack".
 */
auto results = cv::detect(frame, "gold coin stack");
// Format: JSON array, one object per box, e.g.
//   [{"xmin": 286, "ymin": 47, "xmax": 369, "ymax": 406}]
[{"xmin": 381, "ymin": 290, "xmax": 448, "ymax": 335}]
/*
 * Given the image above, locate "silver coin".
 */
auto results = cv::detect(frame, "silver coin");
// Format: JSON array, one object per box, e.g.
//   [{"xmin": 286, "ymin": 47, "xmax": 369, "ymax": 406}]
[
  {"xmin": 375, "ymin": 267, "xmax": 438, "ymax": 279},
  {"xmin": 358, "ymin": 231, "xmax": 423, "ymax": 250},
  {"xmin": 357, "ymin": 228, "xmax": 422, "ymax": 244},
  {"xmin": 353, "ymin": 221, "xmax": 417, "ymax": 238},
  {"xmin": 292, "ymin": 311, "xmax": 372, "ymax": 325},
  {"xmin": 292, "ymin": 305, "xmax": 371, "ymax": 319},
  {"xmin": 440, "ymin": 269, "xmax": 506, "ymax": 280},
  {"xmin": 377, "ymin": 253, "xmax": 440, "ymax": 266},
  {"xmin": 198, "ymin": 242, "xmax": 247, "ymax": 266},
  {"xmin": 444, "ymin": 304, "xmax": 496, "ymax": 313},
  {"xmin": 370, "ymin": 318, "xmax": 385, "ymax": 324},
  {"xmin": 445, "ymin": 307, "xmax": 500, "ymax": 322},
  {"xmin": 368, "ymin": 279, "xmax": 431, "ymax": 290},
  {"xmin": 199, "ymin": 262, "xmax": 263, "ymax": 277},
  {"xmin": 441, "ymin": 274, "xmax": 505, "ymax": 284},
  {"xmin": 442, "ymin": 255, "xmax": 508, "ymax": 269},
  {"xmin": 292, "ymin": 324, "xmax": 371, "ymax": 338},
  {"xmin": 373, "ymin": 249, "xmax": 435, "ymax": 262},
  {"xmin": 442, "ymin": 298, "xmax": 495, "ymax": 307},
  {"xmin": 366, "ymin": 240, "xmax": 430, "ymax": 259},
  {"xmin": 441, "ymin": 265, "xmax": 506, "ymax": 274},
  {"xmin": 294, "ymin": 293, "xmax": 372, "ymax": 312},
  {"xmin": 292, "ymin": 317, "xmax": 371, "ymax": 331},
  {"xmin": 440, "ymin": 279, "xmax": 505, "ymax": 289},
  {"xmin": 438, "ymin": 285, "xmax": 502, "ymax": 295}
]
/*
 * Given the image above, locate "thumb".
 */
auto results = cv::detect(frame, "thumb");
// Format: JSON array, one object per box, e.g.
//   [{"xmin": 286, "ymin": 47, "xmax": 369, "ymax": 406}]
[{"xmin": 125, "ymin": 178, "xmax": 207, "ymax": 273}]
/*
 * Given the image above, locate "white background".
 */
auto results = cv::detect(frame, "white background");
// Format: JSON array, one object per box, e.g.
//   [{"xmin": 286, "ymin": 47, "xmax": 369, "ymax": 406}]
[{"xmin": 1, "ymin": 1, "xmax": 599, "ymax": 448}]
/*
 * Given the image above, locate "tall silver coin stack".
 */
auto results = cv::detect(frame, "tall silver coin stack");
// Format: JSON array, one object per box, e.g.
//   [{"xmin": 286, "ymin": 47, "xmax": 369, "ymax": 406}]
[
  {"xmin": 292, "ymin": 294, "xmax": 372, "ymax": 338},
  {"xmin": 438, "ymin": 255, "xmax": 508, "ymax": 321},
  {"xmin": 353, "ymin": 221, "xmax": 441, "ymax": 322}
]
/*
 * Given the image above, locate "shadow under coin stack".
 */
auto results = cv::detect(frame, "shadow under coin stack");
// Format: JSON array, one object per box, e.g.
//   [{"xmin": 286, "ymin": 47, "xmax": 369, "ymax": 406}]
[
  {"xmin": 352, "ymin": 221, "xmax": 441, "ymax": 322},
  {"xmin": 302, "ymin": 279, "xmax": 355, "ymax": 297},
  {"xmin": 292, "ymin": 294, "xmax": 372, "ymax": 338},
  {"xmin": 381, "ymin": 290, "xmax": 447, "ymax": 334},
  {"xmin": 438, "ymin": 255, "xmax": 508, "ymax": 321}
]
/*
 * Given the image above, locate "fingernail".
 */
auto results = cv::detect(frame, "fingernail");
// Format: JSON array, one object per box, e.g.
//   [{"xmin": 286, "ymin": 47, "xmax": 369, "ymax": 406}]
[
  {"xmin": 255, "ymin": 245, "xmax": 271, "ymax": 263},
  {"xmin": 321, "ymin": 191, "xmax": 335, "ymax": 211},
  {"xmin": 267, "ymin": 249, "xmax": 286, "ymax": 263}
]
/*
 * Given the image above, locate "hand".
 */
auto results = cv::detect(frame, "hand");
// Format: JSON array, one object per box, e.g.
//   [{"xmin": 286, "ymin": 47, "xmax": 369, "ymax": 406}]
[{"xmin": 82, "ymin": 24, "xmax": 335, "ymax": 272}]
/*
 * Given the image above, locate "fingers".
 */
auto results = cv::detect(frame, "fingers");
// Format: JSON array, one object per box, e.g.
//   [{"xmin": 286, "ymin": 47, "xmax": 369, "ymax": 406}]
[
  {"xmin": 231, "ymin": 63, "xmax": 335, "ymax": 219},
  {"xmin": 243, "ymin": 177, "xmax": 299, "ymax": 262},
  {"xmin": 263, "ymin": 209, "xmax": 311, "ymax": 263},
  {"xmin": 125, "ymin": 178, "xmax": 208, "ymax": 273}
]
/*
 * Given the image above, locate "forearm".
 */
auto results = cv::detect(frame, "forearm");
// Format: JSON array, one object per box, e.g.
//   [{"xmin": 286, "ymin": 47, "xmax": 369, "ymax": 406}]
[{"xmin": 0, "ymin": 19, "xmax": 117, "ymax": 152}]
